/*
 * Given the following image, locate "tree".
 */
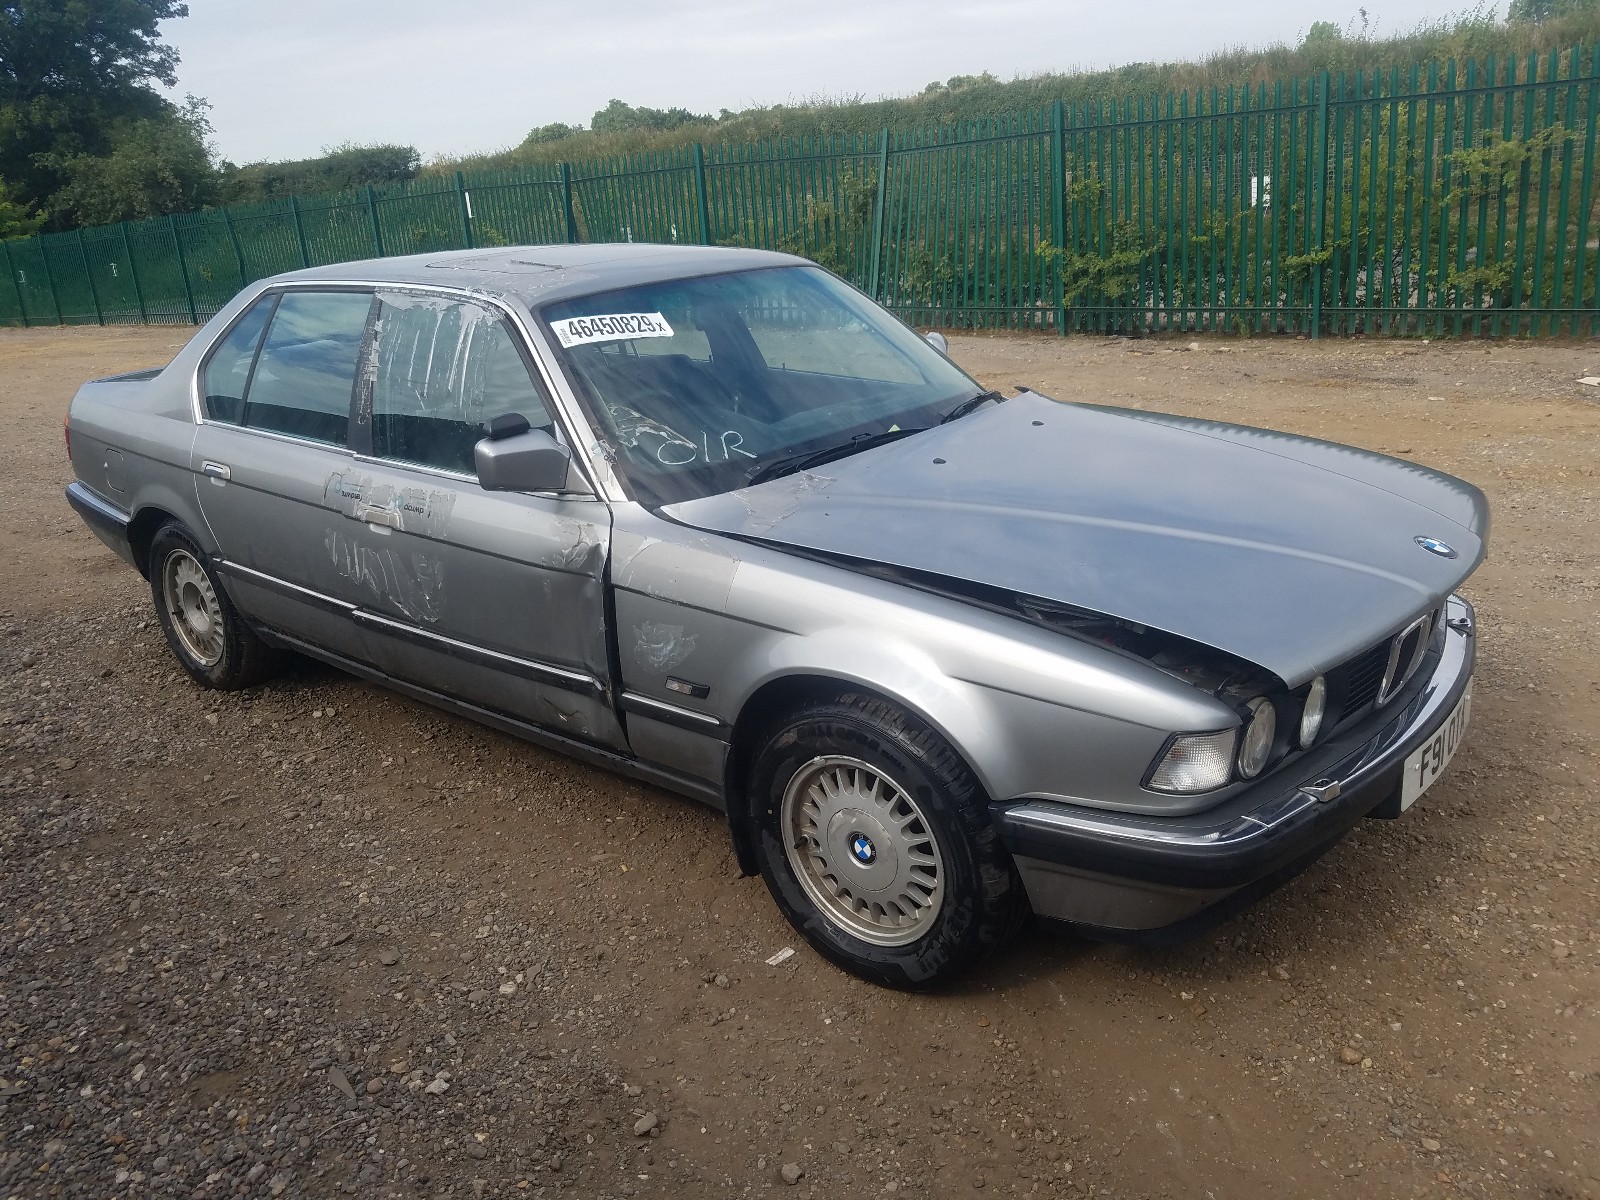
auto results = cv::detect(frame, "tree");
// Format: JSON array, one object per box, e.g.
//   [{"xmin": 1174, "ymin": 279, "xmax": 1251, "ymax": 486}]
[
  {"xmin": 0, "ymin": 175, "xmax": 42, "ymax": 237},
  {"xmin": 1301, "ymin": 20, "xmax": 1345, "ymax": 50},
  {"xmin": 589, "ymin": 99, "xmax": 711, "ymax": 134},
  {"xmin": 43, "ymin": 95, "xmax": 216, "ymax": 225},
  {"xmin": 218, "ymin": 143, "xmax": 420, "ymax": 205},
  {"xmin": 523, "ymin": 121, "xmax": 581, "ymax": 147},
  {"xmin": 0, "ymin": 1, "xmax": 194, "ymax": 225},
  {"xmin": 1508, "ymin": 0, "xmax": 1598, "ymax": 21}
]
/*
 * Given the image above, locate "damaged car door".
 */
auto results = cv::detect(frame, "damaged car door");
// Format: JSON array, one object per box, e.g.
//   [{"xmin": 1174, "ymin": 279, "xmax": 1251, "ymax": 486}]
[{"xmin": 332, "ymin": 289, "xmax": 623, "ymax": 748}]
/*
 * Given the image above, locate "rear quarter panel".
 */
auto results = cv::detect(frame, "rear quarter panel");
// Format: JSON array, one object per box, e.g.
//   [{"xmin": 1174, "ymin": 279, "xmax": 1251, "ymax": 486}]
[{"xmin": 67, "ymin": 288, "xmax": 269, "ymax": 566}]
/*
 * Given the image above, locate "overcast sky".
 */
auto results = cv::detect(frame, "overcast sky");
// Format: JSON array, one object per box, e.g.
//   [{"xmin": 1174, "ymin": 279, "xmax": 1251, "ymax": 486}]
[{"xmin": 165, "ymin": 0, "xmax": 1490, "ymax": 165}]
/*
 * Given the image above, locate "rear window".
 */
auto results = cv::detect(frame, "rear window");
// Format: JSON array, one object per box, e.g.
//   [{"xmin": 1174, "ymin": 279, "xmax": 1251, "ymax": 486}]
[{"xmin": 200, "ymin": 295, "xmax": 275, "ymax": 423}]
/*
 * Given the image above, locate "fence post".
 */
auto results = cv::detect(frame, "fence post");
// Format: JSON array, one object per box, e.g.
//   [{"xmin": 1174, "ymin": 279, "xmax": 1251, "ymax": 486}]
[
  {"xmin": 365, "ymin": 186, "xmax": 385, "ymax": 257},
  {"xmin": 119, "ymin": 223, "xmax": 147, "ymax": 323},
  {"xmin": 1310, "ymin": 70, "xmax": 1331, "ymax": 339},
  {"xmin": 289, "ymin": 195, "xmax": 311, "ymax": 267},
  {"xmin": 868, "ymin": 129, "xmax": 891, "ymax": 301},
  {"xmin": 1050, "ymin": 100, "xmax": 1067, "ymax": 336},
  {"xmin": 169, "ymin": 214, "xmax": 198, "ymax": 324},
  {"xmin": 560, "ymin": 163, "xmax": 579, "ymax": 242},
  {"xmin": 77, "ymin": 228, "xmax": 104, "ymax": 325},
  {"xmin": 2, "ymin": 240, "xmax": 27, "ymax": 327},
  {"xmin": 692, "ymin": 143, "xmax": 712, "ymax": 245},
  {"xmin": 221, "ymin": 208, "xmax": 247, "ymax": 288},
  {"xmin": 39, "ymin": 238, "xmax": 63, "ymax": 325},
  {"xmin": 455, "ymin": 171, "xmax": 474, "ymax": 249}
]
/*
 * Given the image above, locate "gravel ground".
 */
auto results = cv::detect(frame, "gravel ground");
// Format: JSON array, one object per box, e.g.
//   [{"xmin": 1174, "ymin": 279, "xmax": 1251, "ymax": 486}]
[{"xmin": 2, "ymin": 324, "xmax": 1598, "ymax": 1200}]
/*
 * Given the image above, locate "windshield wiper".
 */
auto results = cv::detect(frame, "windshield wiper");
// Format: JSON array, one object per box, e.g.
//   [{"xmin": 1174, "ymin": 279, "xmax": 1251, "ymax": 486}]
[
  {"xmin": 745, "ymin": 427, "xmax": 928, "ymax": 487},
  {"xmin": 940, "ymin": 389, "xmax": 1006, "ymax": 424}
]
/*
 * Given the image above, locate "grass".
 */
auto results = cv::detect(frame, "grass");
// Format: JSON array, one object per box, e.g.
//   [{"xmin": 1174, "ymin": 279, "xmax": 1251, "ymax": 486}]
[{"xmin": 424, "ymin": 8, "xmax": 1600, "ymax": 175}]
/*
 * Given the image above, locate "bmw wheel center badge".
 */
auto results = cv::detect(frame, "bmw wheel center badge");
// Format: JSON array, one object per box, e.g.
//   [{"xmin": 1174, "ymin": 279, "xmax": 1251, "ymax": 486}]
[{"xmin": 849, "ymin": 833, "xmax": 877, "ymax": 865}]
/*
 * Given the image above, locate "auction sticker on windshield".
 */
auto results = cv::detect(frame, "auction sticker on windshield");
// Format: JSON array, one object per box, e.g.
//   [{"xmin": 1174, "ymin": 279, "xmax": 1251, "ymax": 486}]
[
  {"xmin": 1400, "ymin": 681, "xmax": 1471, "ymax": 810},
  {"xmin": 551, "ymin": 312, "xmax": 674, "ymax": 347}
]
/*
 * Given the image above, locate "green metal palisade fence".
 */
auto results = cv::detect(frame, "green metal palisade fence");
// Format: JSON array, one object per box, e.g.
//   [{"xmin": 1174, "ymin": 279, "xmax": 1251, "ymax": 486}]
[{"xmin": 3, "ymin": 47, "xmax": 1597, "ymax": 336}]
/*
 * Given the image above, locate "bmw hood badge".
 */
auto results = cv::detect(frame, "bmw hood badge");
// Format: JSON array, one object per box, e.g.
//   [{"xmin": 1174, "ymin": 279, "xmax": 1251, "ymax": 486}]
[{"xmin": 1414, "ymin": 535, "xmax": 1458, "ymax": 559}]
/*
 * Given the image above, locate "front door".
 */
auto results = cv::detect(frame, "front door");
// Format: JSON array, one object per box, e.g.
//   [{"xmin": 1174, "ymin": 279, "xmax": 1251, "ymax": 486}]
[{"xmin": 330, "ymin": 288, "xmax": 625, "ymax": 750}]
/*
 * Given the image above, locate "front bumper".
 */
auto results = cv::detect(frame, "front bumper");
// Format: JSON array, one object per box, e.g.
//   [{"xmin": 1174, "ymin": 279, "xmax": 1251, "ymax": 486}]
[{"xmin": 991, "ymin": 595, "xmax": 1477, "ymax": 936}]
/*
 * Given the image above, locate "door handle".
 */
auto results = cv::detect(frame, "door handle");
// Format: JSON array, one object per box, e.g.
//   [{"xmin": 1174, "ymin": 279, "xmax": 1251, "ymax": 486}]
[{"xmin": 202, "ymin": 461, "xmax": 231, "ymax": 481}]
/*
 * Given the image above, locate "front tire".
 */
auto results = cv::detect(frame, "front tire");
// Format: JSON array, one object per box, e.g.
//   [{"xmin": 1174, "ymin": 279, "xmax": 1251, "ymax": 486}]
[
  {"xmin": 749, "ymin": 691, "xmax": 1027, "ymax": 989},
  {"xmin": 148, "ymin": 523, "xmax": 278, "ymax": 690}
]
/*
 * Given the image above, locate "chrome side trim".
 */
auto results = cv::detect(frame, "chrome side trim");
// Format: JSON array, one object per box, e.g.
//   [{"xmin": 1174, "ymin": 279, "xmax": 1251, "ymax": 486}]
[
  {"xmin": 215, "ymin": 557, "xmax": 606, "ymax": 700},
  {"xmin": 213, "ymin": 559, "xmax": 357, "ymax": 615},
  {"xmin": 620, "ymin": 690, "xmax": 731, "ymax": 737},
  {"xmin": 262, "ymin": 627, "xmax": 722, "ymax": 809},
  {"xmin": 347, "ymin": 607, "xmax": 604, "ymax": 698},
  {"xmin": 196, "ymin": 416, "xmax": 360, "ymax": 457}
]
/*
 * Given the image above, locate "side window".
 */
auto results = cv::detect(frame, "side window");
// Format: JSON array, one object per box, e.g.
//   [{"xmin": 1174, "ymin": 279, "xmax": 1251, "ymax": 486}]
[
  {"xmin": 243, "ymin": 291, "xmax": 373, "ymax": 446},
  {"xmin": 369, "ymin": 293, "xmax": 552, "ymax": 476},
  {"xmin": 200, "ymin": 294, "xmax": 276, "ymax": 423}
]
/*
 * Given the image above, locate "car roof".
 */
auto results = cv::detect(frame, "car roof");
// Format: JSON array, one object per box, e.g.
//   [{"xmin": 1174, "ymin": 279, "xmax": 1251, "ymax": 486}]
[{"xmin": 271, "ymin": 243, "xmax": 811, "ymax": 309}]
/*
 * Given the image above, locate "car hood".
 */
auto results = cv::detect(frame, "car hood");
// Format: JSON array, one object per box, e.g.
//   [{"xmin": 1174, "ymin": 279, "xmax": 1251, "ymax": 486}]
[{"xmin": 665, "ymin": 391, "xmax": 1489, "ymax": 685}]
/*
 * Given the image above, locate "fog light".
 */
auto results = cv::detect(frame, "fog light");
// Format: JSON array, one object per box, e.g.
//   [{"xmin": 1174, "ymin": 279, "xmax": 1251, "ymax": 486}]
[
  {"xmin": 1237, "ymin": 697, "xmax": 1277, "ymax": 779},
  {"xmin": 1147, "ymin": 729, "xmax": 1237, "ymax": 794},
  {"xmin": 1299, "ymin": 675, "xmax": 1327, "ymax": 748}
]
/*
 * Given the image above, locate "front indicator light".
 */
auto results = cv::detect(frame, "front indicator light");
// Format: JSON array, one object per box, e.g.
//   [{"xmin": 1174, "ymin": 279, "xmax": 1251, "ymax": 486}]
[
  {"xmin": 1237, "ymin": 697, "xmax": 1277, "ymax": 779},
  {"xmin": 1299, "ymin": 675, "xmax": 1327, "ymax": 747},
  {"xmin": 1147, "ymin": 728, "xmax": 1237, "ymax": 794}
]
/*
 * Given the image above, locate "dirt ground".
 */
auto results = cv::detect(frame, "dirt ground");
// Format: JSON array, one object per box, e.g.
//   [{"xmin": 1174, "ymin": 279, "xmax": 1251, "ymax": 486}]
[{"xmin": 2, "ymin": 323, "xmax": 1598, "ymax": 1200}]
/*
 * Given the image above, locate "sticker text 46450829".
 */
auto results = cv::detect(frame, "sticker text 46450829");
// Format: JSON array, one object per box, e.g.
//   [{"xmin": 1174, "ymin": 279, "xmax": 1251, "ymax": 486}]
[{"xmin": 551, "ymin": 313, "xmax": 674, "ymax": 348}]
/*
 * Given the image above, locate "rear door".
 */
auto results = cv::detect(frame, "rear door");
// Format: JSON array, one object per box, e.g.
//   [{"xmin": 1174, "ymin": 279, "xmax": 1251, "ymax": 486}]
[
  {"xmin": 333, "ymin": 289, "xmax": 624, "ymax": 749},
  {"xmin": 192, "ymin": 287, "xmax": 380, "ymax": 659}
]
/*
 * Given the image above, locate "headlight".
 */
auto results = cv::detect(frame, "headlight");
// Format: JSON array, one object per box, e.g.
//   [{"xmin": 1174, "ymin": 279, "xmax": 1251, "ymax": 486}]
[
  {"xmin": 1299, "ymin": 675, "xmax": 1327, "ymax": 747},
  {"xmin": 1147, "ymin": 728, "xmax": 1237, "ymax": 794},
  {"xmin": 1237, "ymin": 697, "xmax": 1277, "ymax": 779}
]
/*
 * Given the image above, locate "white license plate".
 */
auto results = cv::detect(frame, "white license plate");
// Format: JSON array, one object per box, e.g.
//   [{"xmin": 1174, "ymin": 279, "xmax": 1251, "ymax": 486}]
[{"xmin": 1400, "ymin": 681, "xmax": 1472, "ymax": 810}]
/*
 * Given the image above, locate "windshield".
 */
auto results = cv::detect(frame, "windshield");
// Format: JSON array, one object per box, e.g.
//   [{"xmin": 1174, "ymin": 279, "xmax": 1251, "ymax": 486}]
[{"xmin": 540, "ymin": 265, "xmax": 981, "ymax": 506}]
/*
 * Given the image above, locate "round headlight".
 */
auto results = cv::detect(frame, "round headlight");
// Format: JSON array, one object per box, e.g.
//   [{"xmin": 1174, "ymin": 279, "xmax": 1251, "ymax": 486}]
[
  {"xmin": 1299, "ymin": 675, "xmax": 1327, "ymax": 748},
  {"xmin": 1237, "ymin": 697, "xmax": 1277, "ymax": 779}
]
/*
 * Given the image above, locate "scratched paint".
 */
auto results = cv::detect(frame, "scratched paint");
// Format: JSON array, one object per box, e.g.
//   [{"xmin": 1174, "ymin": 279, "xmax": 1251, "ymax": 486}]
[
  {"xmin": 326, "ymin": 528, "xmax": 445, "ymax": 624},
  {"xmin": 614, "ymin": 530, "xmax": 740, "ymax": 613},
  {"xmin": 550, "ymin": 518, "xmax": 597, "ymax": 572},
  {"xmin": 634, "ymin": 621, "xmax": 698, "ymax": 671},
  {"xmin": 324, "ymin": 469, "xmax": 457, "ymax": 539},
  {"xmin": 734, "ymin": 470, "xmax": 834, "ymax": 535}
]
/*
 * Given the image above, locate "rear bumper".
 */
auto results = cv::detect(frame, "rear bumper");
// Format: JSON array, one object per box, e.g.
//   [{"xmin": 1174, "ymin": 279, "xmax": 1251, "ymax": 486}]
[
  {"xmin": 65, "ymin": 481, "xmax": 139, "ymax": 570},
  {"xmin": 992, "ymin": 595, "xmax": 1476, "ymax": 935}
]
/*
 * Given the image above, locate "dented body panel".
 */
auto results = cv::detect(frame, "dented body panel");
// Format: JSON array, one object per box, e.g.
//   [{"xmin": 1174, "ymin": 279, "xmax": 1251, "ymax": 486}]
[
  {"xmin": 63, "ymin": 245, "xmax": 1488, "ymax": 942},
  {"xmin": 666, "ymin": 391, "xmax": 1488, "ymax": 689}
]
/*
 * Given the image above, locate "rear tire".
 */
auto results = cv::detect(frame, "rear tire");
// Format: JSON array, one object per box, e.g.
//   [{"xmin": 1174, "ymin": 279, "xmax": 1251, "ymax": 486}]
[
  {"xmin": 748, "ymin": 690, "xmax": 1028, "ymax": 989},
  {"xmin": 148, "ymin": 523, "xmax": 278, "ymax": 690}
]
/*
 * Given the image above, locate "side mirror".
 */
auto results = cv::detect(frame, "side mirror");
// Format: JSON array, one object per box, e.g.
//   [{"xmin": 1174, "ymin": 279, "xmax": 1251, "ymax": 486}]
[
  {"xmin": 924, "ymin": 330, "xmax": 949, "ymax": 356},
  {"xmin": 475, "ymin": 425, "xmax": 584, "ymax": 493}
]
